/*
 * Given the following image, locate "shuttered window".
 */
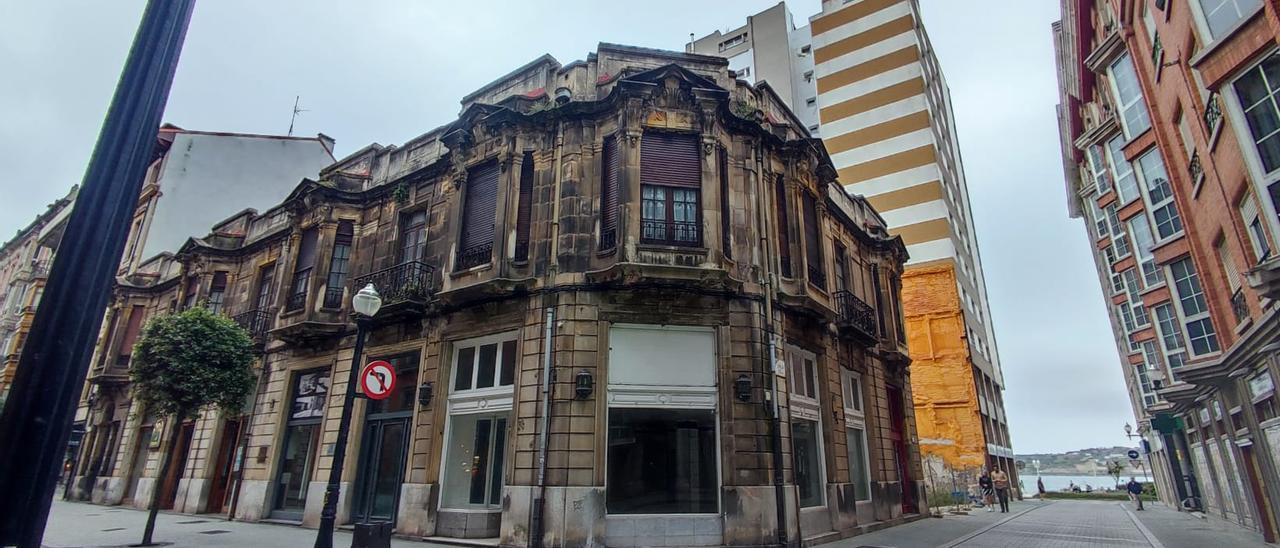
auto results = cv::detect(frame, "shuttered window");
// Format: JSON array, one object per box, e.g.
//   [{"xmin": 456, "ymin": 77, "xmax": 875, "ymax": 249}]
[
  {"xmin": 600, "ymin": 137, "xmax": 620, "ymax": 250},
  {"xmin": 870, "ymin": 264, "xmax": 885, "ymax": 337},
  {"xmin": 208, "ymin": 272, "xmax": 228, "ymax": 315},
  {"xmin": 718, "ymin": 146, "xmax": 731, "ymax": 259},
  {"xmin": 116, "ymin": 305, "xmax": 146, "ymax": 365},
  {"xmin": 458, "ymin": 161, "xmax": 498, "ymax": 270},
  {"xmin": 515, "ymin": 152, "xmax": 534, "ymax": 261},
  {"xmin": 287, "ymin": 228, "xmax": 318, "ymax": 312},
  {"xmin": 640, "ymin": 132, "xmax": 702, "ymax": 246},
  {"xmin": 834, "ymin": 244, "xmax": 848, "ymax": 293},
  {"xmin": 325, "ymin": 222, "xmax": 353, "ymax": 308},
  {"xmin": 775, "ymin": 175, "xmax": 793, "ymax": 277},
  {"xmin": 802, "ymin": 191, "xmax": 825, "ymax": 289}
]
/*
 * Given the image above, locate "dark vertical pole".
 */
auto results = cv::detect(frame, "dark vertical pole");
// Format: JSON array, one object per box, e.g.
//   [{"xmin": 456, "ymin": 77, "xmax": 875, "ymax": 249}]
[
  {"xmin": 314, "ymin": 319, "xmax": 369, "ymax": 548},
  {"xmin": 0, "ymin": 1, "xmax": 194, "ymax": 546}
]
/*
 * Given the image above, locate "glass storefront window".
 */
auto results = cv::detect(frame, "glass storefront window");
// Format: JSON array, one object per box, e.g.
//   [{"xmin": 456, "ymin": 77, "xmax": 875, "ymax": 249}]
[
  {"xmin": 606, "ymin": 408, "xmax": 717, "ymax": 514},
  {"xmin": 847, "ymin": 427, "xmax": 871, "ymax": 502},
  {"xmin": 441, "ymin": 413, "xmax": 507, "ymax": 509},
  {"xmin": 793, "ymin": 419, "xmax": 825, "ymax": 508},
  {"xmin": 273, "ymin": 368, "xmax": 329, "ymax": 517}
]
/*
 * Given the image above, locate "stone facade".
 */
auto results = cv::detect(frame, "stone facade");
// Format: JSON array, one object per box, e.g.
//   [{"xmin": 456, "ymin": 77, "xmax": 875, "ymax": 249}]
[
  {"xmin": 1055, "ymin": 0, "xmax": 1280, "ymax": 541},
  {"xmin": 71, "ymin": 44, "xmax": 924, "ymax": 546}
]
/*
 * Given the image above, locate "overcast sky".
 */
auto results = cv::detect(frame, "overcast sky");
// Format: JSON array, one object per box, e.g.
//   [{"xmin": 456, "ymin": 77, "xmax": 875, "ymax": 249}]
[{"xmin": 0, "ymin": 1, "xmax": 1135, "ymax": 454}]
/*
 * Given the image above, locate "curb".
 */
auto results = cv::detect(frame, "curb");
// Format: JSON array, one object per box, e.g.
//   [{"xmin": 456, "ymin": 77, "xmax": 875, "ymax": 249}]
[{"xmin": 1120, "ymin": 502, "xmax": 1166, "ymax": 548}]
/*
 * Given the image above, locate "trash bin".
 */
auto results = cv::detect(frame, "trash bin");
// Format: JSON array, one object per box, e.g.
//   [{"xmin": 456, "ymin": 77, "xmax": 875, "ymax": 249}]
[{"xmin": 352, "ymin": 521, "xmax": 393, "ymax": 548}]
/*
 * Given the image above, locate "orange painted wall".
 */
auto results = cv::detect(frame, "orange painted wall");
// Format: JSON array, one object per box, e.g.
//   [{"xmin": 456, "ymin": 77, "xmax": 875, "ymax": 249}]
[{"xmin": 900, "ymin": 261, "xmax": 987, "ymax": 475}]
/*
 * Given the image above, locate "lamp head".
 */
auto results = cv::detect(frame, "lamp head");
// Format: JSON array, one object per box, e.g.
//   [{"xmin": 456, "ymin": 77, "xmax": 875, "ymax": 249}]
[
  {"xmin": 352, "ymin": 283, "xmax": 382, "ymax": 317},
  {"xmin": 1124, "ymin": 422, "xmax": 1133, "ymax": 436}
]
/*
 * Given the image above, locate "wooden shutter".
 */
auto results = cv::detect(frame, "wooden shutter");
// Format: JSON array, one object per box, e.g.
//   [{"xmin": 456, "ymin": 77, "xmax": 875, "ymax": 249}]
[
  {"xmin": 718, "ymin": 146, "xmax": 731, "ymax": 259},
  {"xmin": 295, "ymin": 228, "xmax": 318, "ymax": 272},
  {"xmin": 774, "ymin": 175, "xmax": 793, "ymax": 277},
  {"xmin": 117, "ymin": 305, "xmax": 146, "ymax": 360},
  {"xmin": 462, "ymin": 161, "xmax": 499, "ymax": 251},
  {"xmin": 641, "ymin": 133, "xmax": 700, "ymax": 187},
  {"xmin": 601, "ymin": 137, "xmax": 620, "ymax": 235},
  {"xmin": 870, "ymin": 265, "xmax": 885, "ymax": 336},
  {"xmin": 515, "ymin": 152, "xmax": 534, "ymax": 259},
  {"xmin": 802, "ymin": 191, "xmax": 824, "ymax": 287}
]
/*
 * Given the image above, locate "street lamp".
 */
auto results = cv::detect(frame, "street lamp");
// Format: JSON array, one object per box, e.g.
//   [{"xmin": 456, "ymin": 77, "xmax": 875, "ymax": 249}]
[
  {"xmin": 1123, "ymin": 422, "xmax": 1152, "ymax": 483},
  {"xmin": 314, "ymin": 284, "xmax": 381, "ymax": 548}
]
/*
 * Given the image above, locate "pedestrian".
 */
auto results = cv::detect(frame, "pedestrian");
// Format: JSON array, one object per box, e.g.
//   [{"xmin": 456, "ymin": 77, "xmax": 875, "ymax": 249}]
[
  {"xmin": 991, "ymin": 468, "xmax": 1010, "ymax": 513},
  {"xmin": 978, "ymin": 469, "xmax": 995, "ymax": 512},
  {"xmin": 1126, "ymin": 477, "xmax": 1145, "ymax": 511},
  {"xmin": 1037, "ymin": 476, "xmax": 1045, "ymax": 496}
]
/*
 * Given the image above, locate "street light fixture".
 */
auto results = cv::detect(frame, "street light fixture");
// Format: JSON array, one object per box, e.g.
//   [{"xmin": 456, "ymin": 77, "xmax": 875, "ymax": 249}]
[{"xmin": 314, "ymin": 283, "xmax": 381, "ymax": 548}]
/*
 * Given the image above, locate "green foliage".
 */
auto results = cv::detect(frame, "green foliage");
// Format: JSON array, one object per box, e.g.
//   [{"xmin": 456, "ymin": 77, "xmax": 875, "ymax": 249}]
[
  {"xmin": 1042, "ymin": 491, "xmax": 1156, "ymax": 502},
  {"xmin": 129, "ymin": 306, "xmax": 256, "ymax": 419},
  {"xmin": 393, "ymin": 182, "xmax": 410, "ymax": 205},
  {"xmin": 926, "ymin": 488, "xmax": 957, "ymax": 509},
  {"xmin": 1106, "ymin": 459, "xmax": 1126, "ymax": 486}
]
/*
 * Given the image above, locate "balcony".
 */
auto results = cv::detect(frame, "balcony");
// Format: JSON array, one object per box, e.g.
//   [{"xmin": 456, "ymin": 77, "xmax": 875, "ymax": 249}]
[
  {"xmin": 833, "ymin": 290, "xmax": 877, "ymax": 344},
  {"xmin": 233, "ymin": 308, "xmax": 276, "ymax": 342},
  {"xmin": 456, "ymin": 243, "xmax": 493, "ymax": 271},
  {"xmin": 640, "ymin": 219, "xmax": 701, "ymax": 247},
  {"xmin": 354, "ymin": 260, "xmax": 436, "ymax": 319},
  {"xmin": 807, "ymin": 263, "xmax": 826, "ymax": 290},
  {"xmin": 1231, "ymin": 289, "xmax": 1249, "ymax": 324},
  {"xmin": 1246, "ymin": 257, "xmax": 1280, "ymax": 301},
  {"xmin": 323, "ymin": 286, "xmax": 345, "ymax": 309}
]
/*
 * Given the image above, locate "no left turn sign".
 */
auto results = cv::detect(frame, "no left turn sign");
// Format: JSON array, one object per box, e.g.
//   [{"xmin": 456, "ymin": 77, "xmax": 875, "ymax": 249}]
[{"xmin": 360, "ymin": 360, "xmax": 397, "ymax": 401}]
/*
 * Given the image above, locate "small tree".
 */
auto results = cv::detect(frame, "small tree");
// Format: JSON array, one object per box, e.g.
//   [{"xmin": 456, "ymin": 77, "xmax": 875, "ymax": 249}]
[
  {"xmin": 1106, "ymin": 459, "xmax": 1126, "ymax": 489},
  {"xmin": 129, "ymin": 306, "xmax": 255, "ymax": 546}
]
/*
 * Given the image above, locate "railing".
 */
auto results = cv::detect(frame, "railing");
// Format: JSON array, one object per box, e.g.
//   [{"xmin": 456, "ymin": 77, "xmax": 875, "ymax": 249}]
[
  {"xmin": 807, "ymin": 263, "xmax": 827, "ymax": 290},
  {"xmin": 30, "ymin": 260, "xmax": 50, "ymax": 279},
  {"xmin": 514, "ymin": 240, "xmax": 530, "ymax": 262},
  {"xmin": 834, "ymin": 290, "xmax": 877, "ymax": 341},
  {"xmin": 598, "ymin": 228, "xmax": 616, "ymax": 252},
  {"xmin": 353, "ymin": 260, "xmax": 436, "ymax": 307},
  {"xmin": 455, "ymin": 242, "xmax": 493, "ymax": 271},
  {"xmin": 1231, "ymin": 289, "xmax": 1249, "ymax": 324},
  {"xmin": 233, "ymin": 308, "xmax": 276, "ymax": 340},
  {"xmin": 323, "ymin": 286, "xmax": 345, "ymax": 309},
  {"xmin": 640, "ymin": 219, "xmax": 701, "ymax": 247},
  {"xmin": 284, "ymin": 291, "xmax": 307, "ymax": 313},
  {"xmin": 1189, "ymin": 152, "xmax": 1203, "ymax": 184},
  {"xmin": 1204, "ymin": 92, "xmax": 1222, "ymax": 136}
]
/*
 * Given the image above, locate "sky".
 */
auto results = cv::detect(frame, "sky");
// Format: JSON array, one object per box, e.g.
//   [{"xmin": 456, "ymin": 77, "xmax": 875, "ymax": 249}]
[{"xmin": 0, "ymin": 1, "xmax": 1136, "ymax": 454}]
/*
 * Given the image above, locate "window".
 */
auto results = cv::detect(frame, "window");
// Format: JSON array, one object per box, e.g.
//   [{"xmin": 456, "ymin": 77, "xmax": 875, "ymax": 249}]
[
  {"xmin": 442, "ymin": 332, "xmax": 518, "ymax": 511},
  {"xmin": 833, "ymin": 244, "xmax": 848, "ymax": 293},
  {"xmin": 451, "ymin": 336, "xmax": 517, "ymax": 393},
  {"xmin": 1134, "ymin": 360, "xmax": 1158, "ymax": 408},
  {"xmin": 1119, "ymin": 302, "xmax": 1137, "ymax": 332},
  {"xmin": 601, "ymin": 137, "xmax": 620, "ymax": 251},
  {"xmin": 324, "ymin": 222, "xmax": 353, "ymax": 309},
  {"xmin": 1136, "ymin": 150, "xmax": 1184, "ymax": 239},
  {"xmin": 1106, "ymin": 135, "xmax": 1141, "ymax": 205},
  {"xmin": 775, "ymin": 175, "xmax": 793, "ymax": 277},
  {"xmin": 870, "ymin": 265, "xmax": 886, "ymax": 337},
  {"xmin": 1111, "ymin": 269, "xmax": 1126, "ymax": 294},
  {"xmin": 1249, "ymin": 370, "xmax": 1277, "ymax": 424},
  {"xmin": 441, "ymin": 414, "xmax": 508, "ymax": 509},
  {"xmin": 273, "ymin": 368, "xmax": 328, "ymax": 518},
  {"xmin": 182, "ymin": 275, "xmax": 198, "ymax": 310},
  {"xmin": 1169, "ymin": 258, "xmax": 1221, "ymax": 355},
  {"xmin": 1129, "ymin": 214, "xmax": 1163, "ymax": 287},
  {"xmin": 287, "ymin": 228, "xmax": 318, "ymax": 312},
  {"xmin": 1154, "ymin": 302, "xmax": 1188, "ymax": 353},
  {"xmin": 719, "ymin": 32, "xmax": 746, "ymax": 51},
  {"xmin": 1233, "ymin": 53, "xmax": 1280, "ymax": 174},
  {"xmin": 1089, "ymin": 199, "xmax": 1109, "ymax": 240},
  {"xmin": 805, "ymin": 97, "xmax": 816, "ymax": 106},
  {"xmin": 607, "ymin": 408, "xmax": 717, "ymax": 513},
  {"xmin": 1194, "ymin": 0, "xmax": 1262, "ymax": 40},
  {"xmin": 458, "ymin": 161, "xmax": 499, "ymax": 270},
  {"xmin": 516, "ymin": 151, "xmax": 534, "ymax": 259},
  {"xmin": 719, "ymin": 146, "xmax": 731, "ymax": 258},
  {"xmin": 1108, "ymin": 53, "xmax": 1153, "ymax": 138},
  {"xmin": 1104, "ymin": 244, "xmax": 1118, "ymax": 266},
  {"xmin": 207, "ymin": 272, "xmax": 228, "ymax": 315},
  {"xmin": 793, "ymin": 419, "xmax": 825, "ymax": 508},
  {"xmin": 890, "ymin": 274, "xmax": 906, "ymax": 341},
  {"xmin": 789, "ymin": 349, "xmax": 818, "ymax": 402},
  {"xmin": 640, "ymin": 133, "xmax": 702, "ymax": 246},
  {"xmin": 801, "ymin": 191, "xmax": 825, "ymax": 289},
  {"xmin": 400, "ymin": 211, "xmax": 427, "ymax": 263},
  {"xmin": 1240, "ymin": 194, "xmax": 1272, "ymax": 262},
  {"xmin": 1088, "ymin": 145, "xmax": 1113, "ymax": 194},
  {"xmin": 116, "ymin": 305, "xmax": 146, "ymax": 366},
  {"xmin": 1108, "ymin": 203, "xmax": 1132, "ymax": 257},
  {"xmin": 255, "ymin": 264, "xmax": 276, "ymax": 311}
]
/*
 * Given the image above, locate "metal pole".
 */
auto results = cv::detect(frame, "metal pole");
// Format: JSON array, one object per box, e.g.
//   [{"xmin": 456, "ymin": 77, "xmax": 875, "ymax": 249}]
[
  {"xmin": 314, "ymin": 318, "xmax": 369, "ymax": 548},
  {"xmin": 0, "ymin": 1, "xmax": 194, "ymax": 545}
]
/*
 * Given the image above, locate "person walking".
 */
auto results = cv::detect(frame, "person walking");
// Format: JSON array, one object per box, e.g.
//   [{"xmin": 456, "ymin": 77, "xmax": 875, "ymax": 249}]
[
  {"xmin": 1126, "ymin": 477, "xmax": 1145, "ymax": 511},
  {"xmin": 978, "ymin": 470, "xmax": 995, "ymax": 512},
  {"xmin": 991, "ymin": 468, "xmax": 1010, "ymax": 513},
  {"xmin": 1037, "ymin": 476, "xmax": 1045, "ymax": 496}
]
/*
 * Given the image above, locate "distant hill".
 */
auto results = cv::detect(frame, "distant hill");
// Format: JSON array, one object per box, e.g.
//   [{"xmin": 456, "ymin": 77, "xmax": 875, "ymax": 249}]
[{"xmin": 1016, "ymin": 446, "xmax": 1137, "ymax": 475}]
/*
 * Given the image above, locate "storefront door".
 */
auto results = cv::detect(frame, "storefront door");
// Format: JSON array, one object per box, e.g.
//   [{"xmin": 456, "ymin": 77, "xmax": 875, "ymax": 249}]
[
  {"xmin": 352, "ymin": 353, "xmax": 417, "ymax": 524},
  {"xmin": 206, "ymin": 418, "xmax": 241, "ymax": 513},
  {"xmin": 271, "ymin": 368, "xmax": 329, "ymax": 521}
]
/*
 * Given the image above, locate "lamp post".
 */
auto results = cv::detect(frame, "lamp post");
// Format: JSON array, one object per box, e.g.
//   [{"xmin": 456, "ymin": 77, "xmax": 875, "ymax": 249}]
[
  {"xmin": 1125, "ymin": 422, "xmax": 1153, "ymax": 483},
  {"xmin": 314, "ymin": 284, "xmax": 381, "ymax": 548}
]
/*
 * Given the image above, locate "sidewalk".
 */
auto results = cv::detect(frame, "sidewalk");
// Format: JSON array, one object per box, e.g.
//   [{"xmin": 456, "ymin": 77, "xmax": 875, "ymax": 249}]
[
  {"xmin": 42, "ymin": 498, "xmax": 450, "ymax": 548},
  {"xmin": 1129, "ymin": 501, "xmax": 1270, "ymax": 548},
  {"xmin": 824, "ymin": 500, "xmax": 1046, "ymax": 547}
]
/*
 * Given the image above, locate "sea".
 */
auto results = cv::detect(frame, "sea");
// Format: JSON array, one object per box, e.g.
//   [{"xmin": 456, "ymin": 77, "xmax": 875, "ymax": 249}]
[{"xmin": 1030, "ymin": 472, "xmax": 1152, "ymax": 493}]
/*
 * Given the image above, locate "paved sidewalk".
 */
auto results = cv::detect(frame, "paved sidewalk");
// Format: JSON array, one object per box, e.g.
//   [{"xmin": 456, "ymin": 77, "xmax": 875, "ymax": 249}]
[
  {"xmin": 1130, "ymin": 501, "xmax": 1269, "ymax": 548},
  {"xmin": 41, "ymin": 498, "xmax": 450, "ymax": 548},
  {"xmin": 826, "ymin": 500, "xmax": 1046, "ymax": 547}
]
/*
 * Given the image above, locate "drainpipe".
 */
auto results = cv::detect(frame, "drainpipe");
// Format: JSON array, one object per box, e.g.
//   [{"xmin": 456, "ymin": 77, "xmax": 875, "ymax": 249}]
[
  {"xmin": 531, "ymin": 306, "xmax": 556, "ymax": 548},
  {"xmin": 753, "ymin": 140, "xmax": 789, "ymax": 547},
  {"xmin": 227, "ymin": 354, "xmax": 271, "ymax": 521},
  {"xmin": 547, "ymin": 122, "xmax": 564, "ymax": 276}
]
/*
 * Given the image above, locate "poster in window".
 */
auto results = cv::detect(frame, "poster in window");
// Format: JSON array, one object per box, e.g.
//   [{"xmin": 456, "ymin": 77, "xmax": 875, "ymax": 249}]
[{"xmin": 292, "ymin": 371, "xmax": 330, "ymax": 420}]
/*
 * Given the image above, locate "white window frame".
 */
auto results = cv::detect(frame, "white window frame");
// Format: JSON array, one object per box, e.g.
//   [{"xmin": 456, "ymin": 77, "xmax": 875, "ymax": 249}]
[
  {"xmin": 1240, "ymin": 193, "xmax": 1273, "ymax": 263},
  {"xmin": 1089, "ymin": 198, "xmax": 1109, "ymax": 240},
  {"xmin": 1107, "ymin": 204, "xmax": 1133, "ymax": 258},
  {"xmin": 840, "ymin": 371, "xmax": 871, "ymax": 502},
  {"xmin": 1106, "ymin": 136, "xmax": 1142, "ymax": 207},
  {"xmin": 1128, "ymin": 214, "xmax": 1164, "ymax": 288},
  {"xmin": 439, "ymin": 331, "xmax": 520, "ymax": 513},
  {"xmin": 787, "ymin": 345, "xmax": 825, "ymax": 508},
  {"xmin": 1088, "ymin": 144, "xmax": 1113, "ymax": 195},
  {"xmin": 1187, "ymin": 0, "xmax": 1263, "ymax": 44},
  {"xmin": 1225, "ymin": 49, "xmax": 1280, "ymax": 245},
  {"xmin": 1134, "ymin": 149, "xmax": 1185, "ymax": 242},
  {"xmin": 1167, "ymin": 258, "xmax": 1222, "ymax": 357},
  {"xmin": 1107, "ymin": 53, "xmax": 1153, "ymax": 139}
]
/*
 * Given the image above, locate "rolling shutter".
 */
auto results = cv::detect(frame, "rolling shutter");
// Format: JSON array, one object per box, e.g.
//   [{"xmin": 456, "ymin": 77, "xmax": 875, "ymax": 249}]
[
  {"xmin": 719, "ymin": 146, "xmax": 731, "ymax": 259},
  {"xmin": 516, "ymin": 152, "xmax": 534, "ymax": 259},
  {"xmin": 462, "ymin": 161, "xmax": 499, "ymax": 251},
  {"xmin": 602, "ymin": 136, "xmax": 620, "ymax": 234},
  {"xmin": 774, "ymin": 175, "xmax": 792, "ymax": 278},
  {"xmin": 641, "ymin": 133, "xmax": 700, "ymax": 188}
]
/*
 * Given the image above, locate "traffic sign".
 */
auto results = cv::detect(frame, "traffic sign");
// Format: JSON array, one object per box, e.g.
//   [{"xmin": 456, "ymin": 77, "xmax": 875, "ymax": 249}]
[
  {"xmin": 1127, "ymin": 449, "xmax": 1140, "ymax": 459},
  {"xmin": 360, "ymin": 360, "xmax": 397, "ymax": 401}
]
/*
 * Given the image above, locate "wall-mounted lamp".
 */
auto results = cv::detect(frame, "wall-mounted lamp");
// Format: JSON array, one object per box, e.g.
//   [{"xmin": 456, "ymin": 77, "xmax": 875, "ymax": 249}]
[
  {"xmin": 735, "ymin": 374, "xmax": 752, "ymax": 402},
  {"xmin": 575, "ymin": 369, "xmax": 594, "ymax": 399},
  {"xmin": 418, "ymin": 381, "xmax": 434, "ymax": 407}
]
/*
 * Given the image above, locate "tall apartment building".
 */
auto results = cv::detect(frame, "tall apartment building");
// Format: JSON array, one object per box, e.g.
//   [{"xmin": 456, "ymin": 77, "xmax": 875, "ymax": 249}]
[
  {"xmin": 1055, "ymin": 0, "xmax": 1280, "ymax": 540},
  {"xmin": 691, "ymin": 0, "xmax": 1013, "ymax": 490},
  {"xmin": 69, "ymin": 43, "xmax": 928, "ymax": 546}
]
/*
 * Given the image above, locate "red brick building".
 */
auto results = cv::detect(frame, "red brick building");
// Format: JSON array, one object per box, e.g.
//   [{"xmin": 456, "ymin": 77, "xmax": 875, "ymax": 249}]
[{"xmin": 1056, "ymin": 0, "xmax": 1280, "ymax": 541}]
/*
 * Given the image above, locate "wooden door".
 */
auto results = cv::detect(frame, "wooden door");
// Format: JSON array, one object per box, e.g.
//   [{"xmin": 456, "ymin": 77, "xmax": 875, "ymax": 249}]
[
  {"xmin": 206, "ymin": 419, "xmax": 241, "ymax": 514},
  {"xmin": 159, "ymin": 422, "xmax": 194, "ymax": 510}
]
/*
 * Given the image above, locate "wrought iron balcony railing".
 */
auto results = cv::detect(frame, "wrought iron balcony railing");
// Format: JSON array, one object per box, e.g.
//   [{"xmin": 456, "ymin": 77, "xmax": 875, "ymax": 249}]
[
  {"xmin": 640, "ymin": 219, "xmax": 701, "ymax": 247},
  {"xmin": 807, "ymin": 263, "xmax": 827, "ymax": 290},
  {"xmin": 234, "ymin": 308, "xmax": 276, "ymax": 340},
  {"xmin": 834, "ymin": 290, "xmax": 877, "ymax": 341},
  {"xmin": 1231, "ymin": 289, "xmax": 1249, "ymax": 324},
  {"xmin": 284, "ymin": 291, "xmax": 307, "ymax": 313},
  {"xmin": 323, "ymin": 286, "xmax": 345, "ymax": 309},
  {"xmin": 599, "ymin": 228, "xmax": 617, "ymax": 252},
  {"xmin": 353, "ymin": 260, "xmax": 436, "ymax": 308},
  {"xmin": 456, "ymin": 242, "xmax": 493, "ymax": 271}
]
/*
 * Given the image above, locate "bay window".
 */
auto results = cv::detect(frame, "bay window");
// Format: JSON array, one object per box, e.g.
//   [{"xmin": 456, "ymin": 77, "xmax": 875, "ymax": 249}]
[
  {"xmin": 1106, "ymin": 135, "xmax": 1141, "ymax": 206},
  {"xmin": 1108, "ymin": 54, "xmax": 1153, "ymax": 138},
  {"xmin": 640, "ymin": 132, "xmax": 702, "ymax": 247},
  {"xmin": 1169, "ymin": 258, "xmax": 1221, "ymax": 355}
]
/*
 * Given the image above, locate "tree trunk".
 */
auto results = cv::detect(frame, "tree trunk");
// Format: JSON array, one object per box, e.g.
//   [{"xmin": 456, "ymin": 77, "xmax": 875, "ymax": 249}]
[{"xmin": 142, "ymin": 412, "xmax": 185, "ymax": 546}]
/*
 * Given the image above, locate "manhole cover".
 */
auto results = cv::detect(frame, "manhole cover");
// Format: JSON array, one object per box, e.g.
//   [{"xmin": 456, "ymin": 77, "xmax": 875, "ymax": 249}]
[{"xmin": 199, "ymin": 530, "xmax": 231, "ymax": 535}]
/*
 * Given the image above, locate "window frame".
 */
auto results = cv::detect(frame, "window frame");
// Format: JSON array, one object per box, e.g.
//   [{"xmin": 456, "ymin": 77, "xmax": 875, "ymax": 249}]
[
  {"xmin": 1187, "ymin": 0, "xmax": 1263, "ymax": 44},
  {"xmin": 1107, "ymin": 53, "xmax": 1154, "ymax": 139},
  {"xmin": 1106, "ymin": 135, "xmax": 1142, "ymax": 207},
  {"xmin": 1225, "ymin": 49, "xmax": 1280, "ymax": 244},
  {"xmin": 1128, "ymin": 214, "xmax": 1164, "ymax": 289},
  {"xmin": 1167, "ymin": 258, "xmax": 1221, "ymax": 357},
  {"xmin": 1134, "ymin": 149, "xmax": 1184, "ymax": 242},
  {"xmin": 640, "ymin": 184, "xmax": 703, "ymax": 247}
]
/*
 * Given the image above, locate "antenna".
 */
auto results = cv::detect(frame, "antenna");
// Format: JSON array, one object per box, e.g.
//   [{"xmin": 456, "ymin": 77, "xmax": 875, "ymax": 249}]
[{"xmin": 287, "ymin": 95, "xmax": 309, "ymax": 136}]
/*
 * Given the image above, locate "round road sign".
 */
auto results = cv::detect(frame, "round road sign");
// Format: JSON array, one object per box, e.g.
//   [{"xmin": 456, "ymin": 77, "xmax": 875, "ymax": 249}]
[
  {"xmin": 1127, "ymin": 449, "xmax": 1141, "ymax": 459},
  {"xmin": 360, "ymin": 360, "xmax": 397, "ymax": 401}
]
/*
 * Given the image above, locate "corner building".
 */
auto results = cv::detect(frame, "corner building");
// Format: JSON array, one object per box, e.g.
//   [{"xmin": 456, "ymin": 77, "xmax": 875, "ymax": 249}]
[
  {"xmin": 1056, "ymin": 0, "xmax": 1280, "ymax": 541},
  {"xmin": 72, "ymin": 44, "xmax": 926, "ymax": 546}
]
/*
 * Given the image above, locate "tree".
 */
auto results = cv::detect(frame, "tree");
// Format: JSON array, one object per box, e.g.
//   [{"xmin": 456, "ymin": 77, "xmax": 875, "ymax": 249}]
[
  {"xmin": 129, "ymin": 306, "xmax": 255, "ymax": 546},
  {"xmin": 1106, "ymin": 459, "xmax": 1126, "ymax": 489}
]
